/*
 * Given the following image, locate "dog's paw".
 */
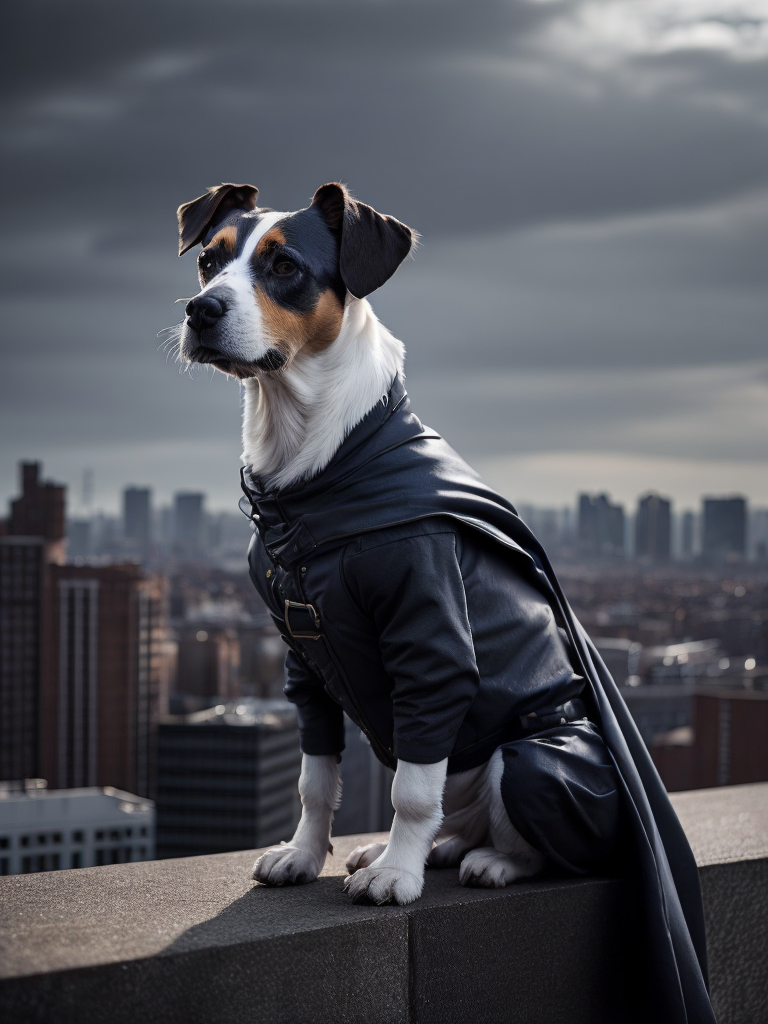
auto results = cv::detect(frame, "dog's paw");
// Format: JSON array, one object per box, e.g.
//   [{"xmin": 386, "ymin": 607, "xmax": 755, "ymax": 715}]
[
  {"xmin": 251, "ymin": 844, "xmax": 321, "ymax": 886},
  {"xmin": 343, "ymin": 865, "xmax": 423, "ymax": 905},
  {"xmin": 458, "ymin": 846, "xmax": 542, "ymax": 888},
  {"xmin": 345, "ymin": 842, "xmax": 388, "ymax": 875},
  {"xmin": 427, "ymin": 836, "xmax": 473, "ymax": 869}
]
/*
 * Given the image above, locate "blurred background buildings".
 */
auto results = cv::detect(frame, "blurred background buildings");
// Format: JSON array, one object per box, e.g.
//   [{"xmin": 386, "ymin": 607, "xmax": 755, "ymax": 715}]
[{"xmin": 1, "ymin": 458, "xmax": 766, "ymax": 875}]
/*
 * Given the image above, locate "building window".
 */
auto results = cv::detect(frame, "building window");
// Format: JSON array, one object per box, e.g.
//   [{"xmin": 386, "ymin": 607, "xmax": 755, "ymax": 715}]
[
  {"xmin": 109, "ymin": 830, "xmax": 120, "ymax": 841},
  {"xmin": 95, "ymin": 831, "xmax": 104, "ymax": 841},
  {"xmin": 20, "ymin": 836, "xmax": 30, "ymax": 848},
  {"xmin": 0, "ymin": 858, "xmax": 9, "ymax": 875},
  {"xmin": 72, "ymin": 830, "xmax": 84, "ymax": 844},
  {"xmin": 95, "ymin": 849, "xmax": 106, "ymax": 866},
  {"xmin": 71, "ymin": 851, "xmax": 82, "ymax": 869},
  {"xmin": 22, "ymin": 856, "xmax": 32, "ymax": 873},
  {"xmin": 52, "ymin": 833, "xmax": 62, "ymax": 844},
  {"xmin": 0, "ymin": 837, "xmax": 8, "ymax": 849},
  {"xmin": 140, "ymin": 827, "xmax": 148, "ymax": 837},
  {"xmin": 37, "ymin": 835, "xmax": 47, "ymax": 845},
  {"xmin": 51, "ymin": 854, "xmax": 60, "ymax": 870}
]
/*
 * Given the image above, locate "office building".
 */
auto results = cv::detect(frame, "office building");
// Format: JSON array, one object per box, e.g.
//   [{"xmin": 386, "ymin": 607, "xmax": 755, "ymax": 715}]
[
  {"xmin": 0, "ymin": 537, "xmax": 46, "ymax": 782},
  {"xmin": 123, "ymin": 487, "xmax": 152, "ymax": 554},
  {"xmin": 680, "ymin": 510, "xmax": 696, "ymax": 560},
  {"xmin": 651, "ymin": 689, "xmax": 768, "ymax": 792},
  {"xmin": 156, "ymin": 699, "xmax": 301, "ymax": 858},
  {"xmin": 702, "ymin": 496, "xmax": 747, "ymax": 561},
  {"xmin": 6, "ymin": 461, "xmax": 66, "ymax": 564},
  {"xmin": 635, "ymin": 493, "xmax": 671, "ymax": 563},
  {"xmin": 577, "ymin": 493, "xmax": 625, "ymax": 558},
  {"xmin": 173, "ymin": 492, "xmax": 205, "ymax": 557},
  {"xmin": 0, "ymin": 780, "xmax": 154, "ymax": 875},
  {"xmin": 38, "ymin": 565, "xmax": 168, "ymax": 798}
]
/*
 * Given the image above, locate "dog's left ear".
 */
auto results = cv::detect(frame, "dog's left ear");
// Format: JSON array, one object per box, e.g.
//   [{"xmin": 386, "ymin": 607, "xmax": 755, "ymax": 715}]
[
  {"xmin": 177, "ymin": 183, "xmax": 259, "ymax": 256},
  {"xmin": 311, "ymin": 183, "xmax": 414, "ymax": 298}
]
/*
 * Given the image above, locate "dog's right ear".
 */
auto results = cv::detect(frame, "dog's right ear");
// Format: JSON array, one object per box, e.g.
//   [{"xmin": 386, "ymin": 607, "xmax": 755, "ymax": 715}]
[
  {"xmin": 311, "ymin": 183, "xmax": 414, "ymax": 298},
  {"xmin": 177, "ymin": 183, "xmax": 259, "ymax": 256}
]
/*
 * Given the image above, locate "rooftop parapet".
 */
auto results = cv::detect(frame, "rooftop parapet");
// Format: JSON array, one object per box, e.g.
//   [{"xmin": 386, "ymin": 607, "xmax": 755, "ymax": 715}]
[{"xmin": 0, "ymin": 783, "xmax": 766, "ymax": 1024}]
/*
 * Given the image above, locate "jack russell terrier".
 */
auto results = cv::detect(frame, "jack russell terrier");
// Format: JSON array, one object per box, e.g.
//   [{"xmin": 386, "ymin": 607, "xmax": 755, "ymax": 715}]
[{"xmin": 170, "ymin": 181, "xmax": 714, "ymax": 1023}]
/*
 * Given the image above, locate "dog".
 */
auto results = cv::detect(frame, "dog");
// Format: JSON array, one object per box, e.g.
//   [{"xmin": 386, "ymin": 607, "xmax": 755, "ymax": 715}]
[
  {"xmin": 172, "ymin": 182, "xmax": 628, "ymax": 906},
  {"xmin": 169, "ymin": 182, "xmax": 719, "ymax": 1022}
]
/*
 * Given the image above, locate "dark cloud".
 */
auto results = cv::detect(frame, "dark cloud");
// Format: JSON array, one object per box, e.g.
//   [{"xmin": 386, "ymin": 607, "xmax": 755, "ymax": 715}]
[{"xmin": 2, "ymin": 0, "xmax": 767, "ymax": 508}]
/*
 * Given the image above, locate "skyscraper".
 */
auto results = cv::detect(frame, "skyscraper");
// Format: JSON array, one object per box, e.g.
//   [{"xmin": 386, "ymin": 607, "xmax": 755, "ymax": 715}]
[
  {"xmin": 0, "ymin": 537, "xmax": 46, "ymax": 781},
  {"xmin": 635, "ymin": 493, "xmax": 672, "ymax": 563},
  {"xmin": 577, "ymin": 493, "xmax": 625, "ymax": 558},
  {"xmin": 7, "ymin": 461, "xmax": 66, "ymax": 564},
  {"xmin": 123, "ymin": 487, "xmax": 152, "ymax": 555},
  {"xmin": 1, "ymin": 462, "xmax": 66, "ymax": 781},
  {"xmin": 702, "ymin": 497, "xmax": 747, "ymax": 561},
  {"xmin": 39, "ymin": 565, "xmax": 168, "ymax": 798},
  {"xmin": 173, "ymin": 492, "xmax": 205, "ymax": 556}
]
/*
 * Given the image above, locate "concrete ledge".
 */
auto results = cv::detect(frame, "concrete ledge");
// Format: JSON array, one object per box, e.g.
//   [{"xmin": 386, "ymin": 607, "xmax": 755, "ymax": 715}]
[{"xmin": 1, "ymin": 784, "xmax": 766, "ymax": 1024}]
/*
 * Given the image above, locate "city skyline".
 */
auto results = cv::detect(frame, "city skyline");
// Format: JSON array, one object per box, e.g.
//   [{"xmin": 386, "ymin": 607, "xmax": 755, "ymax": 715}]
[{"xmin": 2, "ymin": 455, "xmax": 767, "ymax": 519}]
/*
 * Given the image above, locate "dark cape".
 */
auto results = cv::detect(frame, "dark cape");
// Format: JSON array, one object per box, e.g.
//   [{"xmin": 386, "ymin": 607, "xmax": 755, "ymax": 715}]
[{"xmin": 240, "ymin": 375, "xmax": 715, "ymax": 1024}]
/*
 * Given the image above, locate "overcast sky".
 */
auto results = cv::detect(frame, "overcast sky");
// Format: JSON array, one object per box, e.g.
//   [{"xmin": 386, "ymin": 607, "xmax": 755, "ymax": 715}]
[{"xmin": 2, "ymin": 0, "xmax": 767, "ymax": 516}]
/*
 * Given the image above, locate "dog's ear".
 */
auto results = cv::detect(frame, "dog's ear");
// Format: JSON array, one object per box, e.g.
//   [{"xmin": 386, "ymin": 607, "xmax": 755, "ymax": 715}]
[
  {"xmin": 177, "ymin": 183, "xmax": 259, "ymax": 256},
  {"xmin": 311, "ymin": 183, "xmax": 414, "ymax": 298}
]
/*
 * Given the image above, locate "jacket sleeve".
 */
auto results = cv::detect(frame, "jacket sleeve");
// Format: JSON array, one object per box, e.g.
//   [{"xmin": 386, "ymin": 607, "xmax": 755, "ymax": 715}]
[
  {"xmin": 284, "ymin": 646, "xmax": 346, "ymax": 756},
  {"xmin": 343, "ymin": 525, "xmax": 481, "ymax": 764}
]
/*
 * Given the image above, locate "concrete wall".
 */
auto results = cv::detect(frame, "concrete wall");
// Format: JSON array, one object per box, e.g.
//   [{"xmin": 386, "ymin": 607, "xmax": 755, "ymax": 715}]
[{"xmin": 0, "ymin": 783, "xmax": 766, "ymax": 1024}]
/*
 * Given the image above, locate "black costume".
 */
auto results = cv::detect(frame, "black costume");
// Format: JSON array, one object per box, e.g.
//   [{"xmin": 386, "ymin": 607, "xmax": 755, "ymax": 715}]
[{"xmin": 241, "ymin": 375, "xmax": 715, "ymax": 1024}]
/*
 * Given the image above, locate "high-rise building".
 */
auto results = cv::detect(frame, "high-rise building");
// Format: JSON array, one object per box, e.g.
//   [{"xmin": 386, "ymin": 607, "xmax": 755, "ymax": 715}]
[
  {"xmin": 173, "ymin": 492, "xmax": 205, "ymax": 556},
  {"xmin": 680, "ymin": 511, "xmax": 696, "ymax": 560},
  {"xmin": 702, "ymin": 497, "xmax": 747, "ymax": 561},
  {"xmin": 38, "ymin": 565, "xmax": 168, "ymax": 798},
  {"xmin": 155, "ymin": 699, "xmax": 301, "ymax": 858},
  {"xmin": 123, "ymin": 487, "xmax": 152, "ymax": 554},
  {"xmin": 635, "ymin": 493, "xmax": 671, "ymax": 563},
  {"xmin": 0, "ymin": 537, "xmax": 46, "ymax": 782},
  {"xmin": 577, "ymin": 493, "xmax": 625, "ymax": 558},
  {"xmin": 7, "ymin": 461, "xmax": 66, "ymax": 564}
]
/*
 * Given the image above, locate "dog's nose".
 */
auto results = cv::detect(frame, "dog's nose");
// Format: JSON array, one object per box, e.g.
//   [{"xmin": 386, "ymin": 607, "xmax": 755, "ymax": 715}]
[{"xmin": 185, "ymin": 294, "xmax": 226, "ymax": 333}]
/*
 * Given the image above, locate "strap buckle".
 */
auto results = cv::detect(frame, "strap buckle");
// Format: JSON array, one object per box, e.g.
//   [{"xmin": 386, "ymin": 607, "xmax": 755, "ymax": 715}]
[{"xmin": 284, "ymin": 600, "xmax": 322, "ymax": 640}]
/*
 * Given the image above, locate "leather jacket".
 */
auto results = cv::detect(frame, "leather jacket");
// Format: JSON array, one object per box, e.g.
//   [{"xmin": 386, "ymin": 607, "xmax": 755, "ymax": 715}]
[{"xmin": 239, "ymin": 374, "xmax": 715, "ymax": 1024}]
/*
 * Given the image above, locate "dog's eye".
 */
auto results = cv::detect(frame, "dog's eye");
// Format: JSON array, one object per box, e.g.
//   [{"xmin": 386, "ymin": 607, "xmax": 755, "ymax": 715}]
[{"xmin": 273, "ymin": 259, "xmax": 297, "ymax": 277}]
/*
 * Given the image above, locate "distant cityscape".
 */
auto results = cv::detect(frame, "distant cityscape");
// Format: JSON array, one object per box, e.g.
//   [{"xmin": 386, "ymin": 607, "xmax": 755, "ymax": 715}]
[{"xmin": 1, "ymin": 459, "xmax": 766, "ymax": 877}]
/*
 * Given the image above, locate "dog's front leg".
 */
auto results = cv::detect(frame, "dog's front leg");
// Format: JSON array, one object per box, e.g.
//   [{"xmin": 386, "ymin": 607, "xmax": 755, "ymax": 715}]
[
  {"xmin": 344, "ymin": 758, "xmax": 447, "ymax": 905},
  {"xmin": 252, "ymin": 753, "xmax": 341, "ymax": 886}
]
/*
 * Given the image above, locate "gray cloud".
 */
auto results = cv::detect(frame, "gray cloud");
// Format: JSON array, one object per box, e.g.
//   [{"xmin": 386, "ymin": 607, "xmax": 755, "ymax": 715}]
[{"xmin": 2, "ymin": 0, "xmax": 767, "ymax": 509}]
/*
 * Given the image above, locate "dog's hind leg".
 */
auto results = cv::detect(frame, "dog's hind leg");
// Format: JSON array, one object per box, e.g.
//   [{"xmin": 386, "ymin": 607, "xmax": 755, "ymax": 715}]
[
  {"xmin": 252, "ymin": 753, "xmax": 341, "ymax": 886},
  {"xmin": 345, "ymin": 841, "xmax": 388, "ymax": 873},
  {"xmin": 458, "ymin": 749, "xmax": 545, "ymax": 888},
  {"xmin": 344, "ymin": 758, "xmax": 447, "ymax": 905}
]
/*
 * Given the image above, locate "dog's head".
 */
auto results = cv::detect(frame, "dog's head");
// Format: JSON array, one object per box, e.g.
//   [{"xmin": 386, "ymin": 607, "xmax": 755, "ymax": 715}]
[{"xmin": 175, "ymin": 183, "xmax": 414, "ymax": 379}]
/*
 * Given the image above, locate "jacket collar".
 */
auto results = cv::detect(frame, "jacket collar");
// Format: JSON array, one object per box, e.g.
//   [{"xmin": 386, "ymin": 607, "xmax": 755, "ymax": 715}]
[{"xmin": 240, "ymin": 374, "xmax": 424, "ymax": 528}]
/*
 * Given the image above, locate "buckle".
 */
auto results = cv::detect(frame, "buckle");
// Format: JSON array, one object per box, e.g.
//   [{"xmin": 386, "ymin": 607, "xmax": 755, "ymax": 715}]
[{"xmin": 284, "ymin": 600, "xmax": 322, "ymax": 640}]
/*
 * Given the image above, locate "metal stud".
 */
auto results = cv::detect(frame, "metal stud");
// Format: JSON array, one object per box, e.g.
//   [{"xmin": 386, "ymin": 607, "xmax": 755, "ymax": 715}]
[{"xmin": 266, "ymin": 569, "xmax": 272, "ymax": 578}]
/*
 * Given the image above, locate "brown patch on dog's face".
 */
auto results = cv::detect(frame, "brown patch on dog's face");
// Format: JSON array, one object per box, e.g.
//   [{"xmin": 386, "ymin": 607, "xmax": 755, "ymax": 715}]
[
  {"xmin": 256, "ymin": 287, "xmax": 344, "ymax": 357},
  {"xmin": 209, "ymin": 225, "xmax": 238, "ymax": 254},
  {"xmin": 256, "ymin": 227, "xmax": 287, "ymax": 256}
]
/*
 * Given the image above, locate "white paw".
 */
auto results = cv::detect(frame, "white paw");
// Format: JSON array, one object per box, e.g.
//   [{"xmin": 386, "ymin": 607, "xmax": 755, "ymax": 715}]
[
  {"xmin": 343, "ymin": 864, "xmax": 424, "ymax": 905},
  {"xmin": 252, "ymin": 844, "xmax": 321, "ymax": 886},
  {"xmin": 459, "ymin": 846, "xmax": 539, "ymax": 888},
  {"xmin": 345, "ymin": 842, "xmax": 388, "ymax": 875},
  {"xmin": 427, "ymin": 836, "xmax": 473, "ymax": 869}
]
